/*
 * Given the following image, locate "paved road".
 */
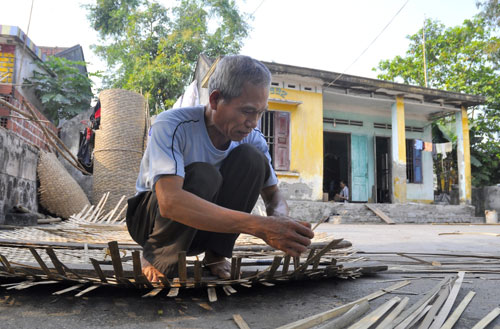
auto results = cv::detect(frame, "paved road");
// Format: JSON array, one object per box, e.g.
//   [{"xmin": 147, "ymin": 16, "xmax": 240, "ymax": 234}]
[{"xmin": 0, "ymin": 224, "xmax": 499, "ymax": 329}]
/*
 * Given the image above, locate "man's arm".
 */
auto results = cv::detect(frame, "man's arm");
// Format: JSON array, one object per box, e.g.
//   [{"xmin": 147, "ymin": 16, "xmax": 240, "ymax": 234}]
[
  {"xmin": 261, "ymin": 184, "xmax": 289, "ymax": 216},
  {"xmin": 155, "ymin": 176, "xmax": 314, "ymax": 257}
]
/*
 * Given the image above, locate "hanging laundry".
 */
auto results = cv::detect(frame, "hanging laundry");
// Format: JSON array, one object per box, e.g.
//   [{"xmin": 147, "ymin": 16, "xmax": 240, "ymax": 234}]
[
  {"xmin": 424, "ymin": 141, "xmax": 433, "ymax": 152},
  {"xmin": 444, "ymin": 142, "xmax": 452, "ymax": 153},
  {"xmin": 414, "ymin": 139, "xmax": 423, "ymax": 150}
]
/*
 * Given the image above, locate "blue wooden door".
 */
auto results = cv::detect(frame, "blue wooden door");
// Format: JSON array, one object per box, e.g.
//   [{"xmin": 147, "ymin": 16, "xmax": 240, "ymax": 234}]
[{"xmin": 351, "ymin": 134, "xmax": 369, "ymax": 202}]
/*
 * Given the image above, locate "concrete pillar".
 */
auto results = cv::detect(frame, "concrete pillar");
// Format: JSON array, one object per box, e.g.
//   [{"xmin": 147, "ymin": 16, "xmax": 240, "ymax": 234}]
[
  {"xmin": 456, "ymin": 106, "xmax": 472, "ymax": 204},
  {"xmin": 391, "ymin": 96, "xmax": 407, "ymax": 203}
]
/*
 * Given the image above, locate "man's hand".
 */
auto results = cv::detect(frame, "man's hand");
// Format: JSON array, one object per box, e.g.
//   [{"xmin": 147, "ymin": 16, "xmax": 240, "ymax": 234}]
[{"xmin": 255, "ymin": 216, "xmax": 314, "ymax": 257}]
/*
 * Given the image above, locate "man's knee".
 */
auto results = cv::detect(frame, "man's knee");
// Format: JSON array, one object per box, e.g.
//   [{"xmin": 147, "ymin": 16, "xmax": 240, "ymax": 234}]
[
  {"xmin": 227, "ymin": 144, "xmax": 267, "ymax": 170},
  {"xmin": 184, "ymin": 162, "xmax": 222, "ymax": 201}
]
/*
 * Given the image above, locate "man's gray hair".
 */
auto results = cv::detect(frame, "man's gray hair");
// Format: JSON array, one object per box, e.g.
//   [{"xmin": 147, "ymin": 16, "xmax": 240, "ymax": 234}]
[{"xmin": 208, "ymin": 55, "xmax": 271, "ymax": 101}]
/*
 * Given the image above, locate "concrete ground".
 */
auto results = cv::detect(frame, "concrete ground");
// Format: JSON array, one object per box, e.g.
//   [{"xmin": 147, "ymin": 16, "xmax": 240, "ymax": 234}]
[{"xmin": 1, "ymin": 224, "xmax": 499, "ymax": 329}]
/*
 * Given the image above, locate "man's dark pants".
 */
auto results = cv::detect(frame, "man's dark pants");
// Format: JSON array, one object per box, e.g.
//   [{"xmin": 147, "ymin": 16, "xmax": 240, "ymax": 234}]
[{"xmin": 126, "ymin": 144, "xmax": 270, "ymax": 276}]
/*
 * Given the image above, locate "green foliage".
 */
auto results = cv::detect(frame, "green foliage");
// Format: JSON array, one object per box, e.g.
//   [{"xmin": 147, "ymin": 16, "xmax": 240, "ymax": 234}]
[
  {"xmin": 374, "ymin": 16, "xmax": 500, "ymax": 187},
  {"xmin": 23, "ymin": 56, "xmax": 95, "ymax": 125},
  {"xmin": 85, "ymin": 0, "xmax": 249, "ymax": 113}
]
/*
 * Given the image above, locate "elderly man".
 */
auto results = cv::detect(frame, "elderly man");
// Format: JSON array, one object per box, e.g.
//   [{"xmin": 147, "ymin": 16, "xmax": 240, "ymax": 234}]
[{"xmin": 126, "ymin": 55, "xmax": 314, "ymax": 281}]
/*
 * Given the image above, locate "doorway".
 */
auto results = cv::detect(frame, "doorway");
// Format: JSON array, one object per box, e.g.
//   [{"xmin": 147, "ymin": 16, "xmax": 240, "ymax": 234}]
[
  {"xmin": 375, "ymin": 136, "xmax": 391, "ymax": 203},
  {"xmin": 323, "ymin": 132, "xmax": 350, "ymax": 201}
]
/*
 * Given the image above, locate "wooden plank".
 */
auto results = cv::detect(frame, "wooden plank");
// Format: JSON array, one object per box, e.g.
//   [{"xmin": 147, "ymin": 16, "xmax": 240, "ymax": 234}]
[
  {"xmin": 29, "ymin": 247, "xmax": 53, "ymax": 277},
  {"xmin": 233, "ymin": 314, "xmax": 251, "ymax": 329},
  {"xmin": 282, "ymin": 255, "xmax": 291, "ymax": 275},
  {"xmin": 90, "ymin": 258, "xmax": 108, "ymax": 283},
  {"xmin": 418, "ymin": 284, "xmax": 451, "ymax": 329},
  {"xmin": 45, "ymin": 248, "xmax": 67, "ymax": 277},
  {"xmin": 375, "ymin": 297, "xmax": 409, "ymax": 329},
  {"xmin": 75, "ymin": 285, "xmax": 99, "ymax": 297},
  {"xmin": 52, "ymin": 284, "xmax": 84, "ymax": 295},
  {"xmin": 471, "ymin": 307, "xmax": 500, "ymax": 329},
  {"xmin": 440, "ymin": 291, "xmax": 476, "ymax": 329},
  {"xmin": 177, "ymin": 251, "xmax": 187, "ymax": 283},
  {"xmin": 208, "ymin": 287, "xmax": 217, "ymax": 302},
  {"xmin": 366, "ymin": 204, "xmax": 395, "ymax": 224},
  {"xmin": 316, "ymin": 301, "xmax": 370, "ymax": 329},
  {"xmin": 428, "ymin": 271, "xmax": 465, "ymax": 329},
  {"xmin": 107, "ymin": 241, "xmax": 124, "ymax": 279},
  {"xmin": 347, "ymin": 297, "xmax": 401, "ymax": 329}
]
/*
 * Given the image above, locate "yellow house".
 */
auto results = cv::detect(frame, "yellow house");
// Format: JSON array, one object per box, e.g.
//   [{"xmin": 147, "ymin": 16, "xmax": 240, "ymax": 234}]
[{"xmin": 195, "ymin": 56, "xmax": 485, "ymax": 204}]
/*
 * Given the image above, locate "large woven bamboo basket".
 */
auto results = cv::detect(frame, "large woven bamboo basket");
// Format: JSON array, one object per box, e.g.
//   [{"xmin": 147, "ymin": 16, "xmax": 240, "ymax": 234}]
[
  {"xmin": 92, "ymin": 89, "xmax": 147, "ymax": 213},
  {"xmin": 38, "ymin": 151, "xmax": 90, "ymax": 219}
]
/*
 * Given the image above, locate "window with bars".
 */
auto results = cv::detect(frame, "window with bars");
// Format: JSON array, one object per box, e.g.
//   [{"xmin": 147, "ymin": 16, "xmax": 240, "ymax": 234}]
[
  {"xmin": 259, "ymin": 111, "xmax": 290, "ymax": 171},
  {"xmin": 0, "ymin": 117, "xmax": 8, "ymax": 129},
  {"xmin": 406, "ymin": 139, "xmax": 423, "ymax": 184}
]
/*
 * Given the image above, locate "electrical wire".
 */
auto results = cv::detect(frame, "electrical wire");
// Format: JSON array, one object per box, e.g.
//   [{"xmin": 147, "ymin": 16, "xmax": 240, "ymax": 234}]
[
  {"xmin": 15, "ymin": 0, "xmax": 35, "ymax": 87},
  {"xmin": 252, "ymin": 0, "xmax": 266, "ymax": 15},
  {"xmin": 325, "ymin": 0, "xmax": 411, "ymax": 88}
]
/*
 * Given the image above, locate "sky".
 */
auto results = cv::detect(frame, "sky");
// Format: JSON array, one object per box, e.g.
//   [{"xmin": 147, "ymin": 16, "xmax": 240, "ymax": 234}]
[{"xmin": 1, "ymin": 0, "xmax": 481, "ymax": 90}]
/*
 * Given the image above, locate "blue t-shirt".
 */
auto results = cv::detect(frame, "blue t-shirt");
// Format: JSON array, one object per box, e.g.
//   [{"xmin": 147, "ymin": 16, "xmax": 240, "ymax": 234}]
[{"xmin": 136, "ymin": 105, "xmax": 278, "ymax": 192}]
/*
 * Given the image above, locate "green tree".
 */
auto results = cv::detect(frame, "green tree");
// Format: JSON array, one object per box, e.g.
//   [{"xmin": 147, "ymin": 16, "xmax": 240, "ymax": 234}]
[
  {"xmin": 24, "ymin": 56, "xmax": 95, "ymax": 125},
  {"xmin": 374, "ymin": 17, "xmax": 500, "ymax": 187},
  {"xmin": 86, "ymin": 0, "xmax": 249, "ymax": 112}
]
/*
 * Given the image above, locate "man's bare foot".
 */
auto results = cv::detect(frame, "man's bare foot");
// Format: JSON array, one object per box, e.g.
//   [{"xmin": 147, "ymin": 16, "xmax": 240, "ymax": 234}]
[
  {"xmin": 141, "ymin": 256, "xmax": 164, "ymax": 282},
  {"xmin": 203, "ymin": 250, "xmax": 231, "ymax": 279}
]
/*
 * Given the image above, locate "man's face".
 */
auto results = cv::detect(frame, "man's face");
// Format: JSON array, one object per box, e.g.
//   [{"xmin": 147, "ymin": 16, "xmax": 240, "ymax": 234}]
[{"xmin": 212, "ymin": 82, "xmax": 269, "ymax": 141}]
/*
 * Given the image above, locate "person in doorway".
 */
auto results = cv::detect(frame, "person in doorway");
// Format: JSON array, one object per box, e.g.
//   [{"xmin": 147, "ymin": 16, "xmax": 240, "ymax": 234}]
[
  {"xmin": 335, "ymin": 181, "xmax": 349, "ymax": 203},
  {"xmin": 126, "ymin": 55, "xmax": 314, "ymax": 282}
]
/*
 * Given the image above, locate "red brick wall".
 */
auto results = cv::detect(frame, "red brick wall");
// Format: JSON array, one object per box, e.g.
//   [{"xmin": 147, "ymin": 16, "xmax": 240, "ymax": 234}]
[{"xmin": 0, "ymin": 89, "xmax": 57, "ymax": 151}]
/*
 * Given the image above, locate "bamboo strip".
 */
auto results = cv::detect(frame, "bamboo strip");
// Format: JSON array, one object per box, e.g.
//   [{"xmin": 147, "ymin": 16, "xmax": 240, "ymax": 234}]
[
  {"xmin": 0, "ymin": 254, "xmax": 14, "ymax": 273},
  {"xmin": 208, "ymin": 287, "xmax": 217, "ymax": 302},
  {"xmin": 440, "ymin": 291, "xmax": 476, "ymax": 329},
  {"xmin": 471, "ymin": 307, "xmax": 500, "ymax": 329},
  {"xmin": 90, "ymin": 258, "xmax": 108, "ymax": 283},
  {"xmin": 29, "ymin": 248, "xmax": 53, "ymax": 278},
  {"xmin": 348, "ymin": 297, "xmax": 401, "ymax": 329},
  {"xmin": 316, "ymin": 301, "xmax": 370, "ymax": 329},
  {"xmin": 142, "ymin": 287, "xmax": 163, "ymax": 298},
  {"xmin": 53, "ymin": 284, "xmax": 84, "ymax": 295},
  {"xmin": 292, "ymin": 239, "xmax": 343, "ymax": 274},
  {"xmin": 107, "ymin": 241, "xmax": 124, "ymax": 279},
  {"xmin": 45, "ymin": 248, "xmax": 67, "ymax": 277},
  {"xmin": 111, "ymin": 204, "xmax": 128, "ymax": 224},
  {"xmin": 75, "ymin": 285, "xmax": 99, "ymax": 297},
  {"xmin": 418, "ymin": 284, "xmax": 451, "ymax": 329},
  {"xmin": 391, "ymin": 276, "xmax": 454, "ymax": 328},
  {"xmin": 267, "ymin": 256, "xmax": 283, "ymax": 280},
  {"xmin": 177, "ymin": 251, "xmax": 187, "ymax": 283},
  {"xmin": 282, "ymin": 255, "xmax": 291, "ymax": 275},
  {"xmin": 375, "ymin": 297, "xmax": 409, "ymax": 329},
  {"xmin": 233, "ymin": 314, "xmax": 251, "ymax": 329},
  {"xmin": 428, "ymin": 271, "xmax": 465, "ymax": 329}
]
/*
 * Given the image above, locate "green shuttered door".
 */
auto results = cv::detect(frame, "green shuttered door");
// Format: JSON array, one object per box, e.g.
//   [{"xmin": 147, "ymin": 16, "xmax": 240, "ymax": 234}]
[{"xmin": 351, "ymin": 134, "xmax": 368, "ymax": 202}]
